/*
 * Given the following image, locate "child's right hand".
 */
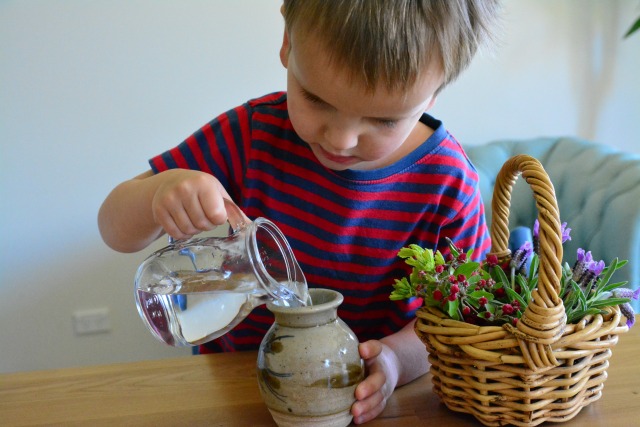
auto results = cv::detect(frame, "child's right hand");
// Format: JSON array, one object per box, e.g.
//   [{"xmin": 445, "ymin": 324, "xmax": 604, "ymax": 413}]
[
  {"xmin": 150, "ymin": 169, "xmax": 232, "ymax": 240},
  {"xmin": 98, "ymin": 168, "xmax": 235, "ymax": 253}
]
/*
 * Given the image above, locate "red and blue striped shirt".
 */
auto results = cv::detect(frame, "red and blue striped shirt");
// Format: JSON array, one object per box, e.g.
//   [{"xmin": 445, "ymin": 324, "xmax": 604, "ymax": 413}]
[{"xmin": 150, "ymin": 92, "xmax": 490, "ymax": 352}]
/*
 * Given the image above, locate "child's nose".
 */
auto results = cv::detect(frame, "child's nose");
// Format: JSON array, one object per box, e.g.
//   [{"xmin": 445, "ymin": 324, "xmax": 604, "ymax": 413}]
[{"xmin": 322, "ymin": 125, "xmax": 358, "ymax": 152}]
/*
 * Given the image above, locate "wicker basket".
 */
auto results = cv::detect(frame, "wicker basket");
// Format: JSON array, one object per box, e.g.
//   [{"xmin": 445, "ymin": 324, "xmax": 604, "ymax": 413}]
[{"xmin": 414, "ymin": 155, "xmax": 630, "ymax": 426}]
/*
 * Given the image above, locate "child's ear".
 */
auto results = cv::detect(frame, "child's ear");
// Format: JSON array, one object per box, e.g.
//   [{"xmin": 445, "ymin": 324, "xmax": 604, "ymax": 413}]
[
  {"xmin": 425, "ymin": 95, "xmax": 438, "ymax": 111},
  {"xmin": 279, "ymin": 30, "xmax": 290, "ymax": 68}
]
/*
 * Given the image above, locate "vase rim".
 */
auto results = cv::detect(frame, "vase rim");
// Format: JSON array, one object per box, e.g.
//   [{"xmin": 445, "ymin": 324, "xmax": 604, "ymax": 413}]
[{"xmin": 267, "ymin": 288, "xmax": 343, "ymax": 314}]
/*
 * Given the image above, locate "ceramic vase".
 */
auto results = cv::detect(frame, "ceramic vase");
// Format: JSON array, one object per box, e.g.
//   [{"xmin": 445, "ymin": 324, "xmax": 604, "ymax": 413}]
[{"xmin": 257, "ymin": 288, "xmax": 364, "ymax": 427}]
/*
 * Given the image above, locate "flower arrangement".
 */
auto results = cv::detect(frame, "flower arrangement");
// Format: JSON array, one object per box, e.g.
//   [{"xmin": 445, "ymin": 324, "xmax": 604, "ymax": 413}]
[{"xmin": 390, "ymin": 220, "xmax": 639, "ymax": 328}]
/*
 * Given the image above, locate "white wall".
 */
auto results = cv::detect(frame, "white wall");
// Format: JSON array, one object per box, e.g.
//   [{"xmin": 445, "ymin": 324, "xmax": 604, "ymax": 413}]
[{"xmin": 1, "ymin": 0, "xmax": 638, "ymax": 373}]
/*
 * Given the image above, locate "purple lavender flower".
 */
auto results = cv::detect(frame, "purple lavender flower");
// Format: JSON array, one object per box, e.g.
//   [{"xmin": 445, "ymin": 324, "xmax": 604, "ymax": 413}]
[
  {"xmin": 572, "ymin": 249, "xmax": 605, "ymax": 290},
  {"xmin": 532, "ymin": 220, "xmax": 540, "ymax": 254},
  {"xmin": 613, "ymin": 288, "xmax": 640, "ymax": 300},
  {"xmin": 576, "ymin": 248, "xmax": 593, "ymax": 264},
  {"xmin": 531, "ymin": 220, "xmax": 570, "ymax": 242},
  {"xmin": 620, "ymin": 302, "xmax": 636, "ymax": 328},
  {"xmin": 511, "ymin": 241, "xmax": 533, "ymax": 273},
  {"xmin": 561, "ymin": 222, "xmax": 572, "ymax": 243},
  {"xmin": 588, "ymin": 260, "xmax": 605, "ymax": 276},
  {"xmin": 532, "ymin": 220, "xmax": 570, "ymax": 253}
]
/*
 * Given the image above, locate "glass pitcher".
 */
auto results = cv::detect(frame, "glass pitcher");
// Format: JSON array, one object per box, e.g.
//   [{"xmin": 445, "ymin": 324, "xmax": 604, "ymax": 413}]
[{"xmin": 134, "ymin": 199, "xmax": 308, "ymax": 347}]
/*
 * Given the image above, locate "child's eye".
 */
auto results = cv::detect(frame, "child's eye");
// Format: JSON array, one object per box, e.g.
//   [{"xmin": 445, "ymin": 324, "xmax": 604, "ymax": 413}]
[
  {"xmin": 301, "ymin": 90, "xmax": 324, "ymax": 105},
  {"xmin": 376, "ymin": 118, "xmax": 398, "ymax": 129}
]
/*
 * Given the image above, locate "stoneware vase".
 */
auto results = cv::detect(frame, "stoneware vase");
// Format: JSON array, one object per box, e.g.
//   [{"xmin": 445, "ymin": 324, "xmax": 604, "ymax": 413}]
[{"xmin": 257, "ymin": 288, "xmax": 364, "ymax": 427}]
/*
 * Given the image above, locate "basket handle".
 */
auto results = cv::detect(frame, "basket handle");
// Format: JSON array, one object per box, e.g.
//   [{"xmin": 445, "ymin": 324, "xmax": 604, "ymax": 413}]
[{"xmin": 488, "ymin": 155, "xmax": 566, "ymax": 370}]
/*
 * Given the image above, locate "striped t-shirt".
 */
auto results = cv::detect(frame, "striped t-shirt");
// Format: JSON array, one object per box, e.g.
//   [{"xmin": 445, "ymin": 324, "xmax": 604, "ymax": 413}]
[{"xmin": 150, "ymin": 92, "xmax": 490, "ymax": 352}]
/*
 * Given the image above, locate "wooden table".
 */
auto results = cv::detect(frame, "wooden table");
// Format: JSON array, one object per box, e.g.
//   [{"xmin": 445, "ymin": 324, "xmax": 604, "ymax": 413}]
[{"xmin": 2, "ymin": 321, "xmax": 639, "ymax": 426}]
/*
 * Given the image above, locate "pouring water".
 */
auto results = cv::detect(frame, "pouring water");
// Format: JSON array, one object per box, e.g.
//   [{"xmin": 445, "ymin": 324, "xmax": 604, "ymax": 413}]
[{"xmin": 134, "ymin": 206, "xmax": 309, "ymax": 347}]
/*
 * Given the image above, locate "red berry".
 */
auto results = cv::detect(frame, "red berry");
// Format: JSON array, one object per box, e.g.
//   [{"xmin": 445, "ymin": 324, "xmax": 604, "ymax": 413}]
[
  {"xmin": 458, "ymin": 253, "xmax": 467, "ymax": 262},
  {"xmin": 512, "ymin": 318, "xmax": 519, "ymax": 326},
  {"xmin": 450, "ymin": 284, "xmax": 460, "ymax": 294},
  {"xmin": 486, "ymin": 254, "xmax": 499, "ymax": 267},
  {"xmin": 433, "ymin": 290, "xmax": 443, "ymax": 301},
  {"xmin": 449, "ymin": 275, "xmax": 457, "ymax": 283},
  {"xmin": 495, "ymin": 288, "xmax": 506, "ymax": 298},
  {"xmin": 479, "ymin": 297, "xmax": 488, "ymax": 306},
  {"xmin": 502, "ymin": 304, "xmax": 514, "ymax": 315},
  {"xmin": 484, "ymin": 311, "xmax": 492, "ymax": 319},
  {"xmin": 435, "ymin": 265, "xmax": 444, "ymax": 274},
  {"xmin": 462, "ymin": 306, "xmax": 471, "ymax": 315},
  {"xmin": 457, "ymin": 274, "xmax": 466, "ymax": 282},
  {"xmin": 448, "ymin": 293, "xmax": 457, "ymax": 301}
]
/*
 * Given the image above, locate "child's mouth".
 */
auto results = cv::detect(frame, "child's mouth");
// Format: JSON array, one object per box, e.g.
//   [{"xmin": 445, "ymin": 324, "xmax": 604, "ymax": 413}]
[{"xmin": 318, "ymin": 146, "xmax": 359, "ymax": 166}]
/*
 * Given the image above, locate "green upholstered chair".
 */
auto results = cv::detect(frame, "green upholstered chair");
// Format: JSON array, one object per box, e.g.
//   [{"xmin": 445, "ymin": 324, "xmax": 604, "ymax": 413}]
[{"xmin": 465, "ymin": 137, "xmax": 640, "ymax": 311}]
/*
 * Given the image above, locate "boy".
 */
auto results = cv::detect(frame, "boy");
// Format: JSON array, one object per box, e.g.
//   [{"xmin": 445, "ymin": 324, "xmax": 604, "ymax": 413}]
[{"xmin": 99, "ymin": 0, "xmax": 500, "ymax": 423}]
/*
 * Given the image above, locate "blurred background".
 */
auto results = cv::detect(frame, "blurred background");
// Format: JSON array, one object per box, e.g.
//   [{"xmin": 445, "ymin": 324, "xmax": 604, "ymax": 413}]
[{"xmin": 1, "ymin": 0, "xmax": 639, "ymax": 373}]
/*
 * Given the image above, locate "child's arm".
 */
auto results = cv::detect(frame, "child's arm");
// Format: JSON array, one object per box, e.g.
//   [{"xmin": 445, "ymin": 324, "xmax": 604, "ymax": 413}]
[
  {"xmin": 98, "ymin": 169, "xmax": 231, "ymax": 253},
  {"xmin": 351, "ymin": 319, "xmax": 428, "ymax": 424}
]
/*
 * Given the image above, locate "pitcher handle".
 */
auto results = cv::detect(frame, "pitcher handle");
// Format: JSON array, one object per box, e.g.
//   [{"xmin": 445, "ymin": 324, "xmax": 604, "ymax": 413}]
[
  {"xmin": 168, "ymin": 198, "xmax": 250, "ymax": 245},
  {"xmin": 223, "ymin": 198, "xmax": 250, "ymax": 234}
]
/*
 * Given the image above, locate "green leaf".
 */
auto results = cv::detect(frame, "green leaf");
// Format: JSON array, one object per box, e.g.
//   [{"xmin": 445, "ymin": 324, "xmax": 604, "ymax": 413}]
[
  {"xmin": 466, "ymin": 248, "xmax": 475, "ymax": 260},
  {"xmin": 390, "ymin": 278, "xmax": 414, "ymax": 300},
  {"xmin": 563, "ymin": 285, "xmax": 580, "ymax": 311},
  {"xmin": 602, "ymin": 281, "xmax": 629, "ymax": 293},
  {"xmin": 468, "ymin": 290, "xmax": 494, "ymax": 300},
  {"xmin": 466, "ymin": 274, "xmax": 484, "ymax": 287},
  {"xmin": 398, "ymin": 247, "xmax": 418, "ymax": 259},
  {"xmin": 491, "ymin": 265, "xmax": 510, "ymax": 287},
  {"xmin": 514, "ymin": 274, "xmax": 531, "ymax": 304},
  {"xmin": 624, "ymin": 16, "xmax": 640, "ymax": 38},
  {"xmin": 571, "ymin": 281, "xmax": 588, "ymax": 312},
  {"xmin": 454, "ymin": 262, "xmax": 480, "ymax": 278},
  {"xmin": 590, "ymin": 297, "xmax": 631, "ymax": 308},
  {"xmin": 449, "ymin": 245, "xmax": 460, "ymax": 258},
  {"xmin": 593, "ymin": 257, "xmax": 618, "ymax": 294},
  {"xmin": 567, "ymin": 308, "xmax": 606, "ymax": 323},
  {"xmin": 505, "ymin": 286, "xmax": 527, "ymax": 309},
  {"xmin": 446, "ymin": 299, "xmax": 460, "ymax": 320},
  {"xmin": 528, "ymin": 253, "xmax": 539, "ymax": 279},
  {"xmin": 404, "ymin": 258, "xmax": 422, "ymax": 268}
]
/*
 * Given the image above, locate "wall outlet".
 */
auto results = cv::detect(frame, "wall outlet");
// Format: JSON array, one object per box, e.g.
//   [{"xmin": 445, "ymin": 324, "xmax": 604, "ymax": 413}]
[{"xmin": 73, "ymin": 307, "xmax": 111, "ymax": 335}]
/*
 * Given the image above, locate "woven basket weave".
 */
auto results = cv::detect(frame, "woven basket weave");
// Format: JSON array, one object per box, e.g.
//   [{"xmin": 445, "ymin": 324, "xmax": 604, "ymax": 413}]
[{"xmin": 415, "ymin": 155, "xmax": 629, "ymax": 426}]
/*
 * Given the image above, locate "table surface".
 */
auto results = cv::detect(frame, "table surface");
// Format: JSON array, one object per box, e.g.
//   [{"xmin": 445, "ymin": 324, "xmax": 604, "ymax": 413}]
[{"xmin": 2, "ymin": 319, "xmax": 639, "ymax": 427}]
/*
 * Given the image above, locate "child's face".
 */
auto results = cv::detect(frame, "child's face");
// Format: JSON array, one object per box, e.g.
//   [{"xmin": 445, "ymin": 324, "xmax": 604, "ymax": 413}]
[{"xmin": 280, "ymin": 31, "xmax": 444, "ymax": 171}]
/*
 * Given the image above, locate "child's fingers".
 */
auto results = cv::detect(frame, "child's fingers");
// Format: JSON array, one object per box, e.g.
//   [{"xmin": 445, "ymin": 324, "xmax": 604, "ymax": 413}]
[
  {"xmin": 351, "ymin": 389, "xmax": 385, "ymax": 424},
  {"xmin": 358, "ymin": 340, "xmax": 383, "ymax": 360},
  {"xmin": 183, "ymin": 194, "xmax": 216, "ymax": 231}
]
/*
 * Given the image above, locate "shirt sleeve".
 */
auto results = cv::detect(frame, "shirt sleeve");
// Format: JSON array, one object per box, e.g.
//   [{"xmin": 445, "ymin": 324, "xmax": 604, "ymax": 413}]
[{"xmin": 148, "ymin": 103, "xmax": 252, "ymax": 202}]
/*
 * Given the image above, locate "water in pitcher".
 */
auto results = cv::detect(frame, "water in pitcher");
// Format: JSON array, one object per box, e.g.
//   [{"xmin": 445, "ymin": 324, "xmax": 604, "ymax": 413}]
[
  {"xmin": 135, "ymin": 270, "xmax": 309, "ymax": 347},
  {"xmin": 134, "ymin": 212, "xmax": 309, "ymax": 347}
]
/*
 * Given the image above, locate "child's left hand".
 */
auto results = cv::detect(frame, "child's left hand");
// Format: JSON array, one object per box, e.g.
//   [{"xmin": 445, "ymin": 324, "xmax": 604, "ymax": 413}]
[
  {"xmin": 350, "ymin": 340, "xmax": 399, "ymax": 424},
  {"xmin": 350, "ymin": 319, "xmax": 429, "ymax": 424}
]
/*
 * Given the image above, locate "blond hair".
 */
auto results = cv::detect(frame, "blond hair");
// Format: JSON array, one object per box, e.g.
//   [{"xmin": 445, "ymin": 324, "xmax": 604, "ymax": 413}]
[{"xmin": 282, "ymin": 0, "xmax": 501, "ymax": 93}]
